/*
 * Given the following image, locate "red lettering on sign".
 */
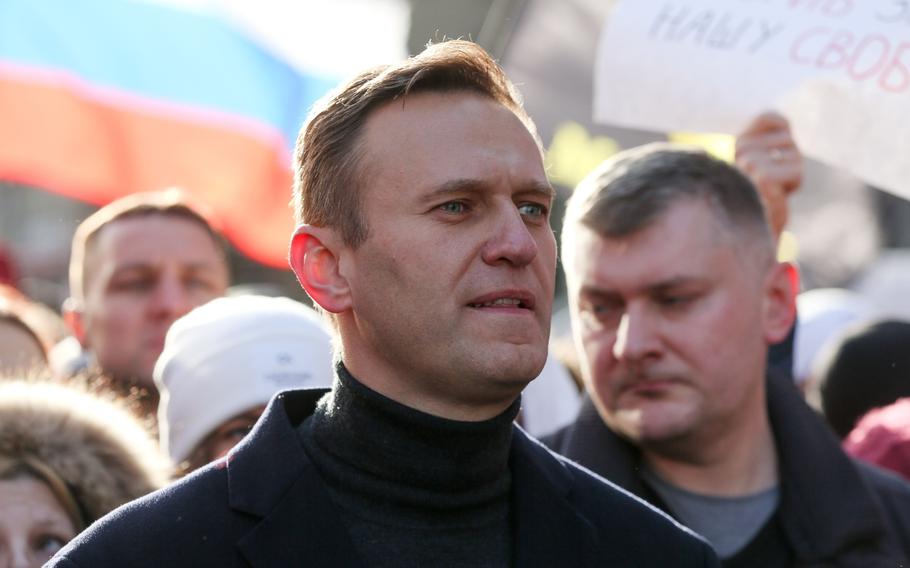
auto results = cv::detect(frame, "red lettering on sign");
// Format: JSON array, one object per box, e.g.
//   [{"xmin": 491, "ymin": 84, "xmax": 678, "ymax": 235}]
[
  {"xmin": 848, "ymin": 35, "xmax": 890, "ymax": 81},
  {"xmin": 880, "ymin": 42, "xmax": 910, "ymax": 93},
  {"xmin": 790, "ymin": 27, "xmax": 829, "ymax": 64},
  {"xmin": 789, "ymin": 28, "xmax": 909, "ymax": 94},
  {"xmin": 816, "ymin": 30, "xmax": 853, "ymax": 68}
]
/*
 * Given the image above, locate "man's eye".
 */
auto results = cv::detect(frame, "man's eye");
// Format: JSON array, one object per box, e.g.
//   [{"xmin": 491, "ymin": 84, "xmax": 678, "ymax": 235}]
[
  {"xmin": 659, "ymin": 295, "xmax": 693, "ymax": 309},
  {"xmin": 591, "ymin": 303, "xmax": 619, "ymax": 317},
  {"xmin": 112, "ymin": 278, "xmax": 153, "ymax": 292},
  {"xmin": 438, "ymin": 201, "xmax": 468, "ymax": 214},
  {"xmin": 226, "ymin": 424, "xmax": 254, "ymax": 439},
  {"xmin": 35, "ymin": 534, "xmax": 69, "ymax": 556},
  {"xmin": 185, "ymin": 276, "xmax": 214, "ymax": 291},
  {"xmin": 518, "ymin": 203, "xmax": 547, "ymax": 217},
  {"xmin": 581, "ymin": 302, "xmax": 621, "ymax": 326}
]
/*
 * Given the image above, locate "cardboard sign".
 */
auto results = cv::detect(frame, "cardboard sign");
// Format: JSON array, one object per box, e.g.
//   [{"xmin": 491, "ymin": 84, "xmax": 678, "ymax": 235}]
[{"xmin": 594, "ymin": 0, "xmax": 910, "ymax": 198}]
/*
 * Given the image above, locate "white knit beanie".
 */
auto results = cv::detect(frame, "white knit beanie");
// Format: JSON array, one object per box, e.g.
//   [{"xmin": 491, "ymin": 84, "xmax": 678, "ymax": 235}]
[{"xmin": 154, "ymin": 295, "xmax": 334, "ymax": 463}]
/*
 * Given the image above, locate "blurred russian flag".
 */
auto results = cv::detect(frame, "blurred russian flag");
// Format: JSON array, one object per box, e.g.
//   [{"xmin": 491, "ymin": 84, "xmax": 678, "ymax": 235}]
[{"xmin": 0, "ymin": 0, "xmax": 409, "ymax": 267}]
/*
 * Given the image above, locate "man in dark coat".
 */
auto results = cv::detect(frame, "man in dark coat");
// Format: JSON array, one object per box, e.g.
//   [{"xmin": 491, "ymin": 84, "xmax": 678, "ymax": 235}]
[
  {"xmin": 549, "ymin": 139, "xmax": 910, "ymax": 566},
  {"xmin": 50, "ymin": 40, "xmax": 718, "ymax": 567}
]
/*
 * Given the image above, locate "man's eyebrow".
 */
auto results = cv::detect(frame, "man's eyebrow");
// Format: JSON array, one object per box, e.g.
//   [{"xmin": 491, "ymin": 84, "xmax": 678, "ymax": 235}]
[
  {"xmin": 648, "ymin": 276, "xmax": 708, "ymax": 294},
  {"xmin": 110, "ymin": 263, "xmax": 155, "ymax": 276},
  {"xmin": 111, "ymin": 261, "xmax": 219, "ymax": 275},
  {"xmin": 578, "ymin": 287, "xmax": 617, "ymax": 302},
  {"xmin": 516, "ymin": 181, "xmax": 557, "ymax": 200},
  {"xmin": 423, "ymin": 178, "xmax": 556, "ymax": 200},
  {"xmin": 578, "ymin": 277, "xmax": 706, "ymax": 298}
]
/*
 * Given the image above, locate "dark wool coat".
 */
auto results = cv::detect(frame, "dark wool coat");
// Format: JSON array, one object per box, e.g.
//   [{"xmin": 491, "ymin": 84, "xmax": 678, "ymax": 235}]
[
  {"xmin": 545, "ymin": 373, "xmax": 910, "ymax": 567},
  {"xmin": 50, "ymin": 388, "xmax": 719, "ymax": 567}
]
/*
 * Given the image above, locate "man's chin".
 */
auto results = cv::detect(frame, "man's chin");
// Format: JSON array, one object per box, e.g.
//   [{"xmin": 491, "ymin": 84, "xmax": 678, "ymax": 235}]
[
  {"xmin": 480, "ymin": 343, "xmax": 546, "ymax": 380},
  {"xmin": 606, "ymin": 404, "xmax": 687, "ymax": 443}
]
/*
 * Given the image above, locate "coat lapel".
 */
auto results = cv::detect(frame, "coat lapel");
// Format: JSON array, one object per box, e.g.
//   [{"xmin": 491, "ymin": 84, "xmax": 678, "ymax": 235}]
[
  {"xmin": 226, "ymin": 389, "xmax": 364, "ymax": 568},
  {"xmin": 510, "ymin": 429, "xmax": 601, "ymax": 567},
  {"xmin": 236, "ymin": 465, "xmax": 363, "ymax": 567}
]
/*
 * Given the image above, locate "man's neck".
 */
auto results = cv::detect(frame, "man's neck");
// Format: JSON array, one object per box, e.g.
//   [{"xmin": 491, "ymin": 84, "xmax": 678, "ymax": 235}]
[
  {"xmin": 339, "ymin": 343, "xmax": 520, "ymax": 422},
  {"xmin": 643, "ymin": 408, "xmax": 778, "ymax": 497}
]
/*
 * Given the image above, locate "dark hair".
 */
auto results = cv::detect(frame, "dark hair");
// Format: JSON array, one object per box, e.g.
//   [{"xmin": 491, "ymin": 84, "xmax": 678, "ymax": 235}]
[
  {"xmin": 816, "ymin": 319, "xmax": 910, "ymax": 438},
  {"xmin": 293, "ymin": 39, "xmax": 539, "ymax": 248},
  {"xmin": 564, "ymin": 143, "xmax": 770, "ymax": 245}
]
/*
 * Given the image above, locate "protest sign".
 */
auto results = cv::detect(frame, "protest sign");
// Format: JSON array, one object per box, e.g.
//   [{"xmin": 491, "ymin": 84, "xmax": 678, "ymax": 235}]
[{"xmin": 594, "ymin": 0, "xmax": 910, "ymax": 198}]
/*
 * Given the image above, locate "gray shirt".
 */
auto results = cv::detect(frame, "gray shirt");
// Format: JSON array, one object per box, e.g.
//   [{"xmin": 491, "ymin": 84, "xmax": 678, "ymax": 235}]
[{"xmin": 643, "ymin": 467, "xmax": 779, "ymax": 559}]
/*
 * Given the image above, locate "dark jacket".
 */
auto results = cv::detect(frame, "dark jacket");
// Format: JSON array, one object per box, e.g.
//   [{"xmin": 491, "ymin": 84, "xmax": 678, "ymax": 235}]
[
  {"xmin": 50, "ymin": 388, "xmax": 719, "ymax": 567},
  {"xmin": 545, "ymin": 373, "xmax": 910, "ymax": 567}
]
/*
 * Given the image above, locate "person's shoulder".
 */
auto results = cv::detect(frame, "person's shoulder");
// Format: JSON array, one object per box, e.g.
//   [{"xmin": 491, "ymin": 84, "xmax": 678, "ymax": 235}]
[
  {"xmin": 855, "ymin": 460, "xmax": 910, "ymax": 532},
  {"xmin": 555, "ymin": 449, "xmax": 690, "ymax": 530},
  {"xmin": 49, "ymin": 461, "xmax": 239, "ymax": 567},
  {"xmin": 521, "ymin": 435, "xmax": 719, "ymax": 566},
  {"xmin": 856, "ymin": 459, "xmax": 910, "ymax": 502}
]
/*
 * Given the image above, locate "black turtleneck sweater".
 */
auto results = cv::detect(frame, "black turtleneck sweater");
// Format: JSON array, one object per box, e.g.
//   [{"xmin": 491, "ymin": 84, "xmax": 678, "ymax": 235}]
[{"xmin": 298, "ymin": 363, "xmax": 517, "ymax": 568}]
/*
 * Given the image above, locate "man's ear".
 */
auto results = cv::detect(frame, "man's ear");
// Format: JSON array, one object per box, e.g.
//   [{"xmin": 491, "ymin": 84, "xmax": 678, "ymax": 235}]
[
  {"xmin": 289, "ymin": 226, "xmax": 352, "ymax": 314},
  {"xmin": 62, "ymin": 298, "xmax": 89, "ymax": 348},
  {"xmin": 763, "ymin": 261, "xmax": 798, "ymax": 344}
]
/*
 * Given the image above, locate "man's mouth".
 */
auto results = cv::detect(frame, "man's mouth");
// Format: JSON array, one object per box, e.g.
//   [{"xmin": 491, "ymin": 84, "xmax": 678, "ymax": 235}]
[
  {"xmin": 467, "ymin": 291, "xmax": 535, "ymax": 310},
  {"xmin": 620, "ymin": 375, "xmax": 682, "ymax": 398},
  {"xmin": 468, "ymin": 297, "xmax": 531, "ymax": 309}
]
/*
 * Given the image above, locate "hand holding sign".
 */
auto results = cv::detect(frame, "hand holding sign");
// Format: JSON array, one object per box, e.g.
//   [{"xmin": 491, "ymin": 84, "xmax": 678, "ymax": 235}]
[
  {"xmin": 736, "ymin": 112, "xmax": 803, "ymax": 239},
  {"xmin": 594, "ymin": 0, "xmax": 910, "ymax": 200}
]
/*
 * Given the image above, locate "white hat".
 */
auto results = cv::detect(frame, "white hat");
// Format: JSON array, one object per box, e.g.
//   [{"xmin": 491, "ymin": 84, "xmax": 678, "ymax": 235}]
[
  {"xmin": 794, "ymin": 288, "xmax": 873, "ymax": 385},
  {"xmin": 154, "ymin": 295, "xmax": 334, "ymax": 463}
]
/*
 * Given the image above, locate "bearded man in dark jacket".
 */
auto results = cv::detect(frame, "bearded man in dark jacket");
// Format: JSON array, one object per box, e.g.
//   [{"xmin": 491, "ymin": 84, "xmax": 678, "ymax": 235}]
[{"xmin": 548, "ymin": 133, "xmax": 910, "ymax": 567}]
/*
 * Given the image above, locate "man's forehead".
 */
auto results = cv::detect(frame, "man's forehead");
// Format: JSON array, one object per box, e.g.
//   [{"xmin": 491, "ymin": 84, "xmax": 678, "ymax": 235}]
[
  {"xmin": 88, "ymin": 214, "xmax": 222, "ymax": 270},
  {"xmin": 358, "ymin": 92, "xmax": 546, "ymax": 196},
  {"xmin": 568, "ymin": 219, "xmax": 730, "ymax": 291}
]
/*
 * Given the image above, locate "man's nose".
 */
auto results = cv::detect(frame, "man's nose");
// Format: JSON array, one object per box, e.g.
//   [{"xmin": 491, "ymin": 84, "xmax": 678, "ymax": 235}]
[
  {"xmin": 612, "ymin": 306, "xmax": 661, "ymax": 363},
  {"xmin": 149, "ymin": 276, "xmax": 193, "ymax": 319},
  {"xmin": 10, "ymin": 541, "xmax": 31, "ymax": 568},
  {"xmin": 481, "ymin": 206, "xmax": 539, "ymax": 267}
]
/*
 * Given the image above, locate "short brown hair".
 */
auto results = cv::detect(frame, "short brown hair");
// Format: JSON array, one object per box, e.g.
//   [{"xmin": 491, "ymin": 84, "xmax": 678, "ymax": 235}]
[
  {"xmin": 564, "ymin": 143, "xmax": 771, "ymax": 249},
  {"xmin": 293, "ymin": 39, "xmax": 540, "ymax": 248},
  {"xmin": 68, "ymin": 189, "xmax": 228, "ymax": 303}
]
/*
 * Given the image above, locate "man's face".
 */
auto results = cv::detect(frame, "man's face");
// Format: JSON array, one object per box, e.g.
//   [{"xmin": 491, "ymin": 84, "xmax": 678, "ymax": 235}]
[
  {"xmin": 75, "ymin": 215, "xmax": 229, "ymax": 387},
  {"xmin": 341, "ymin": 91, "xmax": 556, "ymax": 411},
  {"xmin": 566, "ymin": 199, "xmax": 778, "ymax": 448}
]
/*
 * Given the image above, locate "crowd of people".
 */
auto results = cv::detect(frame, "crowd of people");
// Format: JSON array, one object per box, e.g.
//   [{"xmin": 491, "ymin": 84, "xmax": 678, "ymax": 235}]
[{"xmin": 0, "ymin": 39, "xmax": 908, "ymax": 567}]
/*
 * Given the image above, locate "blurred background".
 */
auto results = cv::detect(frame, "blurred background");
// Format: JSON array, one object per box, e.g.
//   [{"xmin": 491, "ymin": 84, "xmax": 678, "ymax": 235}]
[{"xmin": 2, "ymin": 0, "xmax": 907, "ymax": 333}]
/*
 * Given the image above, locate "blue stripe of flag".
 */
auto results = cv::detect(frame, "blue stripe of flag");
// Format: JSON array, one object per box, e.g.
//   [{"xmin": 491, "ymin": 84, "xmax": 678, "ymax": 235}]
[{"xmin": 0, "ymin": 0, "xmax": 339, "ymax": 145}]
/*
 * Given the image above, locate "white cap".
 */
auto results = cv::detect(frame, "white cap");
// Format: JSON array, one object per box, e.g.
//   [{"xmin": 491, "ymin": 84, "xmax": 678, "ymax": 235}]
[
  {"xmin": 794, "ymin": 288, "xmax": 873, "ymax": 385},
  {"xmin": 154, "ymin": 295, "xmax": 334, "ymax": 463}
]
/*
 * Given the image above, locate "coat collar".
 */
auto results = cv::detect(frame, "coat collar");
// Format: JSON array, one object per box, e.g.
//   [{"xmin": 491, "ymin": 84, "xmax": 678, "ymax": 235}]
[
  {"xmin": 764, "ymin": 372, "xmax": 901, "ymax": 563},
  {"xmin": 554, "ymin": 372, "xmax": 902, "ymax": 563},
  {"xmin": 225, "ymin": 389, "xmax": 600, "ymax": 567}
]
